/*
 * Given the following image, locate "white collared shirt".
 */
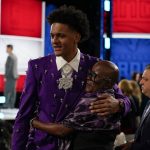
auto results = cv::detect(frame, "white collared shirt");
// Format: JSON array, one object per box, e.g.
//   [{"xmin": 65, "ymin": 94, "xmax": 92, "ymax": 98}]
[{"xmin": 56, "ymin": 49, "xmax": 80, "ymax": 77}]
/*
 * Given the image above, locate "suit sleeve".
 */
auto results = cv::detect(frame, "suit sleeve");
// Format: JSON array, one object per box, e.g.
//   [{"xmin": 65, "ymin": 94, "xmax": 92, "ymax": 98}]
[
  {"xmin": 11, "ymin": 60, "xmax": 38, "ymax": 150},
  {"xmin": 113, "ymin": 84, "xmax": 131, "ymax": 116}
]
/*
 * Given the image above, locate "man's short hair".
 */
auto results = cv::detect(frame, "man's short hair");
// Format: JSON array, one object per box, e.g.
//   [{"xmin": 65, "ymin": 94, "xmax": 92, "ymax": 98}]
[{"xmin": 6, "ymin": 44, "xmax": 13, "ymax": 49}]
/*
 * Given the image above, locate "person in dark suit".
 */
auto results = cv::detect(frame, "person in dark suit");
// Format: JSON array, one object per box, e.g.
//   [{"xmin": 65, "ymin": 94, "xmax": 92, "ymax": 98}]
[
  {"xmin": 118, "ymin": 64, "xmax": 150, "ymax": 150},
  {"xmin": 4, "ymin": 44, "xmax": 18, "ymax": 108},
  {"xmin": 11, "ymin": 5, "xmax": 130, "ymax": 150}
]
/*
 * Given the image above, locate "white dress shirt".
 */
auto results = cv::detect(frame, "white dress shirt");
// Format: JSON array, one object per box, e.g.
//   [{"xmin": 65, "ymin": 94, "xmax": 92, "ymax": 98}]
[
  {"xmin": 56, "ymin": 49, "xmax": 81, "ymax": 77},
  {"xmin": 56, "ymin": 49, "xmax": 81, "ymax": 90}
]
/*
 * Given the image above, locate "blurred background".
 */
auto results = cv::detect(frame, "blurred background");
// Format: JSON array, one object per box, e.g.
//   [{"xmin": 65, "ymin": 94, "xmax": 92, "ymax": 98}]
[
  {"xmin": 0, "ymin": 0, "xmax": 150, "ymax": 138},
  {"xmin": 1, "ymin": 0, "xmax": 150, "ymax": 97},
  {"xmin": 0, "ymin": 0, "xmax": 149, "ymax": 149}
]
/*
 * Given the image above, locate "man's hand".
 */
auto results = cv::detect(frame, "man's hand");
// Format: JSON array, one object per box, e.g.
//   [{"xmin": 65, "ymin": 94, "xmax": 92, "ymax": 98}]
[{"xmin": 89, "ymin": 93, "xmax": 120, "ymax": 116}]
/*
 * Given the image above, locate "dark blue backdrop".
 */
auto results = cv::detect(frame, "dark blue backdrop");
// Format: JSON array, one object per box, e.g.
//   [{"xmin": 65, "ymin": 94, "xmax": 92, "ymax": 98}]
[{"xmin": 111, "ymin": 38, "xmax": 150, "ymax": 79}]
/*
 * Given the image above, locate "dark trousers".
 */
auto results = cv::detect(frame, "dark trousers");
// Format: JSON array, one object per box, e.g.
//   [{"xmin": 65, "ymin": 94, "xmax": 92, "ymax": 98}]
[
  {"xmin": 71, "ymin": 131, "xmax": 116, "ymax": 150},
  {"xmin": 4, "ymin": 78, "xmax": 16, "ymax": 108}
]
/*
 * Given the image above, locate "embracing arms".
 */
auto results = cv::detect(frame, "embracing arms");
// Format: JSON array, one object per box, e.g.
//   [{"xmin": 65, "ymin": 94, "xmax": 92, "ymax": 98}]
[{"xmin": 31, "ymin": 118, "xmax": 73, "ymax": 137}]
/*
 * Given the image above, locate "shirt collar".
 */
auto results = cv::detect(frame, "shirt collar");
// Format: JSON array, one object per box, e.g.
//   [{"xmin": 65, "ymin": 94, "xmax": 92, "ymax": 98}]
[{"xmin": 56, "ymin": 49, "xmax": 80, "ymax": 72}]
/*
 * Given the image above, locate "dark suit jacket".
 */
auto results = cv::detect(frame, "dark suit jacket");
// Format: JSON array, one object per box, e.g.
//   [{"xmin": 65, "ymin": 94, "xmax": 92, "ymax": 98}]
[
  {"xmin": 132, "ymin": 100, "xmax": 150, "ymax": 150},
  {"xmin": 5, "ymin": 53, "xmax": 18, "ymax": 79}
]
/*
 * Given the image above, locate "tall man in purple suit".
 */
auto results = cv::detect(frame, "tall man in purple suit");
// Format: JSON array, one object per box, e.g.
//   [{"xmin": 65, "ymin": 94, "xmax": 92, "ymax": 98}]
[{"xmin": 11, "ymin": 5, "xmax": 130, "ymax": 150}]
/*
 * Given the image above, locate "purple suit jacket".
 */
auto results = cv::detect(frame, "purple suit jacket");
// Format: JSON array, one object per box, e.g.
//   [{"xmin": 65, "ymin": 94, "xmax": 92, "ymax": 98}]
[{"xmin": 11, "ymin": 53, "xmax": 130, "ymax": 150}]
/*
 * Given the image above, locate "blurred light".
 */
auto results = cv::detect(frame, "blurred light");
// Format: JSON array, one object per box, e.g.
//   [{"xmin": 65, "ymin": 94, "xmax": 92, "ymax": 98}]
[
  {"xmin": 104, "ymin": 37, "xmax": 110, "ymax": 49},
  {"xmin": 104, "ymin": 0, "xmax": 110, "ymax": 11},
  {"xmin": 0, "ymin": 113, "xmax": 4, "ymax": 119},
  {"xmin": 0, "ymin": 96, "xmax": 6, "ymax": 104}
]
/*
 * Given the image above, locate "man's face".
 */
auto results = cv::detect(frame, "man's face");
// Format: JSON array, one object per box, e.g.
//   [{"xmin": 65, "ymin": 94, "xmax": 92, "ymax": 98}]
[
  {"xmin": 140, "ymin": 69, "xmax": 150, "ymax": 98},
  {"xmin": 6, "ymin": 47, "xmax": 12, "ymax": 54},
  {"xmin": 50, "ymin": 23, "xmax": 80, "ymax": 61}
]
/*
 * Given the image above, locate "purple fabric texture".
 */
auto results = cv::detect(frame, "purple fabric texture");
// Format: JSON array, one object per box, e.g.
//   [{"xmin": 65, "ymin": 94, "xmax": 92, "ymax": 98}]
[
  {"xmin": 11, "ymin": 53, "xmax": 130, "ymax": 150},
  {"xmin": 59, "ymin": 89, "xmax": 121, "ymax": 150},
  {"xmin": 63, "ymin": 89, "xmax": 120, "ymax": 131}
]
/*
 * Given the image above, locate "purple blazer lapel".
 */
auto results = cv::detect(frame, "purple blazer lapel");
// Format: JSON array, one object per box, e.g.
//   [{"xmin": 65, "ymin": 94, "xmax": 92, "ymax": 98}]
[{"xmin": 43, "ymin": 54, "xmax": 61, "ymax": 92}]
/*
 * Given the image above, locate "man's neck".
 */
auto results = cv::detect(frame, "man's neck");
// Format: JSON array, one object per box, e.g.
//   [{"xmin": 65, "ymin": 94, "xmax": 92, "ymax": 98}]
[{"xmin": 63, "ymin": 51, "xmax": 78, "ymax": 62}]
